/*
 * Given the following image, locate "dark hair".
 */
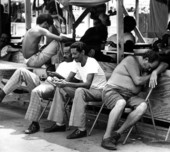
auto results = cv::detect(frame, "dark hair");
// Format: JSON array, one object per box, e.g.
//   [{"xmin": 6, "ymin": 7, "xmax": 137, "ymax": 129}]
[
  {"xmin": 1, "ymin": 33, "xmax": 11, "ymax": 43},
  {"xmin": 143, "ymin": 50, "xmax": 159, "ymax": 63},
  {"xmin": 124, "ymin": 16, "xmax": 136, "ymax": 32},
  {"xmin": 70, "ymin": 41, "xmax": 88, "ymax": 55},
  {"xmin": 36, "ymin": 13, "xmax": 53, "ymax": 25},
  {"xmin": 0, "ymin": 4, "xmax": 4, "ymax": 13}
]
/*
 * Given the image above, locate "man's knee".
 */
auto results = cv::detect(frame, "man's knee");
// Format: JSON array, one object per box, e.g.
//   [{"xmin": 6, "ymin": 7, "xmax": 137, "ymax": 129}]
[
  {"xmin": 74, "ymin": 88, "xmax": 86, "ymax": 100},
  {"xmin": 136, "ymin": 102, "xmax": 147, "ymax": 115},
  {"xmin": 75, "ymin": 88, "xmax": 86, "ymax": 95},
  {"xmin": 115, "ymin": 99, "xmax": 126, "ymax": 109}
]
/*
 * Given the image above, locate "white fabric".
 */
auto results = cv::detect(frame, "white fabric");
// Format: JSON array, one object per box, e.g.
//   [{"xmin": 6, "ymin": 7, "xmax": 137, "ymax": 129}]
[
  {"xmin": 71, "ymin": 57, "xmax": 106, "ymax": 89},
  {"xmin": 56, "ymin": 61, "xmax": 75, "ymax": 78},
  {"xmin": 1, "ymin": 45, "xmax": 9, "ymax": 57}
]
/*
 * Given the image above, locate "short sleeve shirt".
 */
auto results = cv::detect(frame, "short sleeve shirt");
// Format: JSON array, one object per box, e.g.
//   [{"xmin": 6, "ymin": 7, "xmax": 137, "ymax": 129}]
[
  {"xmin": 56, "ymin": 61, "xmax": 80, "ymax": 79},
  {"xmin": 71, "ymin": 57, "xmax": 107, "ymax": 89}
]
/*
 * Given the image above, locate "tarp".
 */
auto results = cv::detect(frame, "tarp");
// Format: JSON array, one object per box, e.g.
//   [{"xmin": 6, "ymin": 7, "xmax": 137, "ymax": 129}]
[
  {"xmin": 148, "ymin": 0, "xmax": 168, "ymax": 38},
  {"xmin": 69, "ymin": 0, "xmax": 110, "ymax": 7}
]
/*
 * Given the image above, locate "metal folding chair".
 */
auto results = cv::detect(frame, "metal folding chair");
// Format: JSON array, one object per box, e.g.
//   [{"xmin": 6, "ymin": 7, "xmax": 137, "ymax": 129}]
[
  {"xmin": 87, "ymin": 101, "xmax": 105, "ymax": 136},
  {"xmin": 123, "ymin": 88, "xmax": 158, "ymax": 144},
  {"xmin": 37, "ymin": 97, "xmax": 72, "ymax": 123}
]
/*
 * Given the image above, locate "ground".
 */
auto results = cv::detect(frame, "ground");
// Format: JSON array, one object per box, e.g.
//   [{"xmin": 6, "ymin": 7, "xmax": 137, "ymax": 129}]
[{"xmin": 0, "ymin": 99, "xmax": 170, "ymax": 152}]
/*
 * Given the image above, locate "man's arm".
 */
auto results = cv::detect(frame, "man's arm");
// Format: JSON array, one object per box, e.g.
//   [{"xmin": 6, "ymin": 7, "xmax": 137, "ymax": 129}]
[
  {"xmin": 56, "ymin": 72, "xmax": 94, "ymax": 89},
  {"xmin": 41, "ymin": 28, "xmax": 74, "ymax": 43},
  {"xmin": 149, "ymin": 62, "xmax": 168, "ymax": 88}
]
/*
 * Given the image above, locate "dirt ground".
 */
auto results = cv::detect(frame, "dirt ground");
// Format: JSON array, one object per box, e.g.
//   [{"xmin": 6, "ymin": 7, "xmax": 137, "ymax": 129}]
[{"xmin": 0, "ymin": 99, "xmax": 170, "ymax": 152}]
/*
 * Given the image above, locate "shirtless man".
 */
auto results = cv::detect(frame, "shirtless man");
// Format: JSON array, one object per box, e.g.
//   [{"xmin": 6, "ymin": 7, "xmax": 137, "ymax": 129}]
[
  {"xmin": 101, "ymin": 50, "xmax": 167, "ymax": 150},
  {"xmin": 22, "ymin": 13, "xmax": 73, "ymax": 68}
]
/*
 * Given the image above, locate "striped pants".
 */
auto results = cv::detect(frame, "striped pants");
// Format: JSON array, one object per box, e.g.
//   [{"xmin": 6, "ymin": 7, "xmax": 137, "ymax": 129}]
[
  {"xmin": 3, "ymin": 68, "xmax": 40, "ymax": 95},
  {"xmin": 25, "ymin": 82, "xmax": 55, "ymax": 121}
]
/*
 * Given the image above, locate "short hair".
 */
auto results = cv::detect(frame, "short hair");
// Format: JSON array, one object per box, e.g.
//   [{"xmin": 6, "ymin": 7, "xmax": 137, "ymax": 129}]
[
  {"xmin": 124, "ymin": 16, "xmax": 136, "ymax": 32},
  {"xmin": 143, "ymin": 50, "xmax": 159, "ymax": 63},
  {"xmin": 36, "ymin": 13, "xmax": 53, "ymax": 25},
  {"xmin": 70, "ymin": 41, "xmax": 88, "ymax": 55}
]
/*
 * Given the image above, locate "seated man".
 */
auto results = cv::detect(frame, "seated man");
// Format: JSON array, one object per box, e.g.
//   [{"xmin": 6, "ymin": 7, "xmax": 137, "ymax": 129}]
[
  {"xmin": 107, "ymin": 15, "xmax": 136, "ymax": 53},
  {"xmin": 43, "ymin": 41, "xmax": 107, "ymax": 139},
  {"xmin": 101, "ymin": 50, "xmax": 167, "ymax": 150},
  {"xmin": 0, "ymin": 33, "xmax": 21, "ymax": 61},
  {"xmin": 0, "ymin": 43, "xmax": 78, "ymax": 108},
  {"xmin": 22, "ymin": 13, "xmax": 73, "ymax": 68}
]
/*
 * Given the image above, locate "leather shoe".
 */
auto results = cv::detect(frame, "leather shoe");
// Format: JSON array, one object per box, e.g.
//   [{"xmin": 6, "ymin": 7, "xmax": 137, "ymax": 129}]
[
  {"xmin": 101, "ymin": 132, "xmax": 121, "ymax": 150},
  {"xmin": 24, "ymin": 122, "xmax": 40, "ymax": 134},
  {"xmin": 44, "ymin": 124, "xmax": 66, "ymax": 133},
  {"xmin": 0, "ymin": 88, "xmax": 6, "ymax": 103},
  {"xmin": 67, "ymin": 129, "xmax": 87, "ymax": 139},
  {"xmin": 101, "ymin": 137, "xmax": 117, "ymax": 150}
]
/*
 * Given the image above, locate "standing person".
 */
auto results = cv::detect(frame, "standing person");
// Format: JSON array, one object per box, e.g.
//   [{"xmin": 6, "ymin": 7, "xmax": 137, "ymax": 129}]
[
  {"xmin": 22, "ymin": 13, "xmax": 73, "ymax": 68},
  {"xmin": 0, "ymin": 4, "xmax": 10, "ymax": 36},
  {"xmin": 43, "ymin": 41, "xmax": 107, "ymax": 139},
  {"xmin": 80, "ymin": 13, "xmax": 113, "ymax": 62},
  {"xmin": 101, "ymin": 50, "xmax": 167, "ymax": 150}
]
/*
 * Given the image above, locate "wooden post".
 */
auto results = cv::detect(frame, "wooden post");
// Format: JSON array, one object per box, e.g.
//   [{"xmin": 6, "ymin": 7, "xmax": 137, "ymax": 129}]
[
  {"xmin": 135, "ymin": 0, "xmax": 139, "ymax": 28},
  {"xmin": 0, "ymin": 1, "xmax": 2, "ymax": 35},
  {"xmin": 8, "ymin": 0, "xmax": 11, "ymax": 35},
  {"xmin": 167, "ymin": 0, "xmax": 170, "ymax": 24},
  {"xmin": 25, "ymin": 0, "xmax": 32, "ymax": 31},
  {"xmin": 116, "ymin": 0, "xmax": 124, "ymax": 64}
]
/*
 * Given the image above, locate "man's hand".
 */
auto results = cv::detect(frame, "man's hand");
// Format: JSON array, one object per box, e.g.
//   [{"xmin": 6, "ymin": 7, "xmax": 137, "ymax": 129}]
[
  {"xmin": 54, "ymin": 79, "xmax": 67, "ymax": 88},
  {"xmin": 60, "ymin": 35, "xmax": 74, "ymax": 43},
  {"xmin": 149, "ymin": 71, "xmax": 158, "ymax": 88}
]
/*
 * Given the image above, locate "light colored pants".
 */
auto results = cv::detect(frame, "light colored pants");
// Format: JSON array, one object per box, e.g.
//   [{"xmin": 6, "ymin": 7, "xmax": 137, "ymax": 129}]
[
  {"xmin": 3, "ymin": 68, "xmax": 40, "ymax": 95},
  {"xmin": 25, "ymin": 82, "xmax": 55, "ymax": 121},
  {"xmin": 26, "ymin": 40, "xmax": 63, "ymax": 68},
  {"xmin": 48, "ymin": 87, "xmax": 102, "ymax": 128}
]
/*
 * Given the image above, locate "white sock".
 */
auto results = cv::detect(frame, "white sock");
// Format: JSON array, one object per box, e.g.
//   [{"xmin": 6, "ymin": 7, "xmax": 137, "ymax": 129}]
[
  {"xmin": 78, "ymin": 127, "xmax": 86, "ymax": 131},
  {"xmin": 56, "ymin": 122, "xmax": 65, "ymax": 126}
]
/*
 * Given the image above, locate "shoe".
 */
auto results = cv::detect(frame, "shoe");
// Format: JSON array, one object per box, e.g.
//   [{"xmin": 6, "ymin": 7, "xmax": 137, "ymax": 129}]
[
  {"xmin": 0, "ymin": 88, "xmax": 6, "ymax": 103},
  {"xmin": 67, "ymin": 129, "xmax": 87, "ymax": 139},
  {"xmin": 24, "ymin": 122, "xmax": 40, "ymax": 134},
  {"xmin": 101, "ymin": 132, "xmax": 121, "ymax": 150},
  {"xmin": 44, "ymin": 124, "xmax": 66, "ymax": 133}
]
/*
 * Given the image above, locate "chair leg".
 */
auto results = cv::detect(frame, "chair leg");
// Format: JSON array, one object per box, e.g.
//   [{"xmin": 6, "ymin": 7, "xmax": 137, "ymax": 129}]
[
  {"xmin": 64, "ymin": 97, "xmax": 72, "ymax": 130},
  {"xmin": 88, "ymin": 102, "xmax": 105, "ymax": 136},
  {"xmin": 38, "ymin": 99, "xmax": 51, "ymax": 122},
  {"xmin": 123, "ymin": 126, "xmax": 134, "ymax": 145},
  {"xmin": 148, "ymin": 99, "xmax": 158, "ymax": 139},
  {"xmin": 165, "ymin": 126, "xmax": 170, "ymax": 141}
]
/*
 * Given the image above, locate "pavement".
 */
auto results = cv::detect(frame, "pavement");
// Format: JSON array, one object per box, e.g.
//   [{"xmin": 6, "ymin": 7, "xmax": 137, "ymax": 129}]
[{"xmin": 0, "ymin": 96, "xmax": 170, "ymax": 152}]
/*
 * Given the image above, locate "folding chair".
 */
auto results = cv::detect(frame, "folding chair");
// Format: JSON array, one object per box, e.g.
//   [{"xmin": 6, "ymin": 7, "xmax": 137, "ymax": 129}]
[
  {"xmin": 87, "ymin": 101, "xmax": 135, "ymax": 136},
  {"xmin": 123, "ymin": 88, "xmax": 158, "ymax": 144},
  {"xmin": 37, "ymin": 97, "xmax": 72, "ymax": 123},
  {"xmin": 87, "ymin": 101, "xmax": 105, "ymax": 136}
]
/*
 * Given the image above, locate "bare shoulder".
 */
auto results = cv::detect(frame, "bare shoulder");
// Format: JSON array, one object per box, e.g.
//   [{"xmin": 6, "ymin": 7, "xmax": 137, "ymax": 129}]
[{"xmin": 122, "ymin": 56, "xmax": 138, "ymax": 68}]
